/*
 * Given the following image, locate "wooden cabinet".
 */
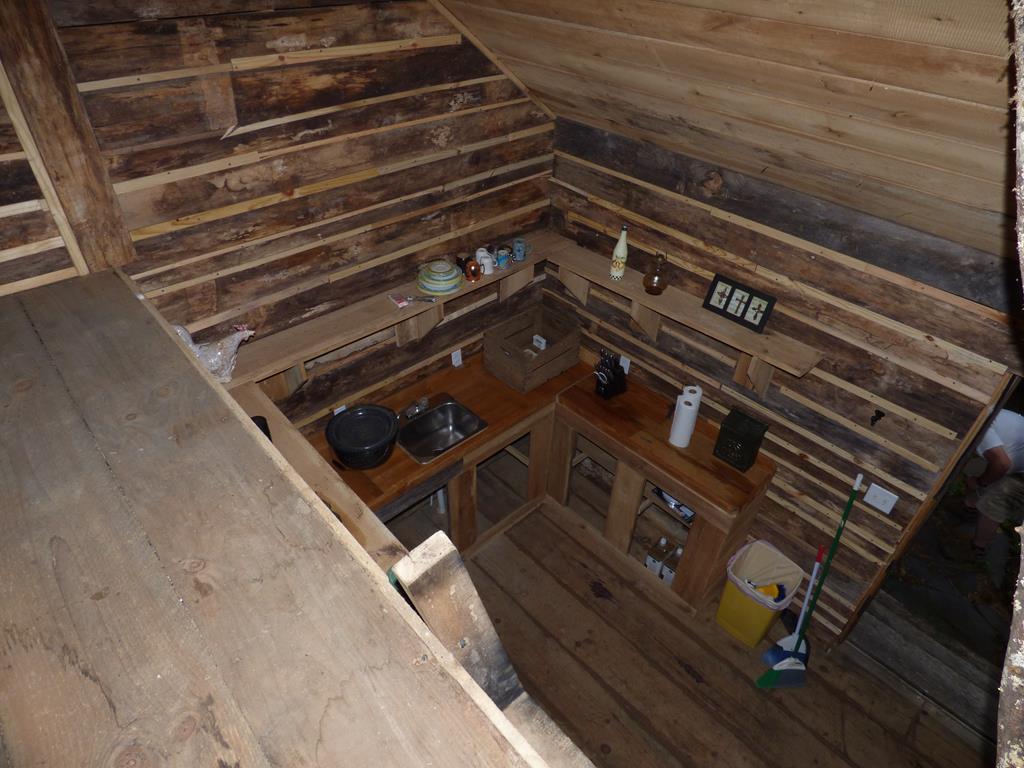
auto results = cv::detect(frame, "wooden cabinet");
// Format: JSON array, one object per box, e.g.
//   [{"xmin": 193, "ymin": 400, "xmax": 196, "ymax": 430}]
[{"xmin": 551, "ymin": 378, "xmax": 775, "ymax": 608}]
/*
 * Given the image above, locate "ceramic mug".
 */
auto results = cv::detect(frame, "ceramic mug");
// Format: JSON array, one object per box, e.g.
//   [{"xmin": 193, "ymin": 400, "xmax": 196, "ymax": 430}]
[
  {"xmin": 512, "ymin": 237, "xmax": 532, "ymax": 262},
  {"xmin": 478, "ymin": 252, "xmax": 495, "ymax": 275},
  {"xmin": 495, "ymin": 246, "xmax": 511, "ymax": 269}
]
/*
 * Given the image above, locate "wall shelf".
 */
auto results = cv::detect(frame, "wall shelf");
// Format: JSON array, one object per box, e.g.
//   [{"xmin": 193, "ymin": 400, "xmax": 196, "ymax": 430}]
[
  {"xmin": 536, "ymin": 231, "xmax": 822, "ymax": 393},
  {"xmin": 228, "ymin": 250, "xmax": 542, "ymax": 390}
]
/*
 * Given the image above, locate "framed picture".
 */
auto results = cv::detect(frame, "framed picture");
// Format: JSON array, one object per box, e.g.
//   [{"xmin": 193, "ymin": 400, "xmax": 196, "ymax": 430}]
[{"xmin": 702, "ymin": 274, "xmax": 775, "ymax": 333}]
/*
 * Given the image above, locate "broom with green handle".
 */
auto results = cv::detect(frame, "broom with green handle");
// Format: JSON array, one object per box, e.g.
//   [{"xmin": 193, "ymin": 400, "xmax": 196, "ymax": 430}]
[{"xmin": 756, "ymin": 473, "xmax": 862, "ymax": 690}]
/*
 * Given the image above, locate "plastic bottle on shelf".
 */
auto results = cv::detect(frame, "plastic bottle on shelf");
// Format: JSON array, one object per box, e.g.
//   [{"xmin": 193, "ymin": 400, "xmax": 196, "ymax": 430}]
[{"xmin": 610, "ymin": 224, "xmax": 628, "ymax": 280}]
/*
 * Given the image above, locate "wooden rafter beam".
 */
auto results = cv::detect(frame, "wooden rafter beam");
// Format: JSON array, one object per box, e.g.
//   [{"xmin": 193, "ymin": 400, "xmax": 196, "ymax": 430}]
[{"xmin": 0, "ymin": 0, "xmax": 135, "ymax": 271}]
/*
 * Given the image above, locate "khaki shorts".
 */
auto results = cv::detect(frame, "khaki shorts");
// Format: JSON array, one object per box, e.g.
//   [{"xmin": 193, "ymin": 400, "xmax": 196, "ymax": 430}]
[{"xmin": 977, "ymin": 473, "xmax": 1024, "ymax": 524}]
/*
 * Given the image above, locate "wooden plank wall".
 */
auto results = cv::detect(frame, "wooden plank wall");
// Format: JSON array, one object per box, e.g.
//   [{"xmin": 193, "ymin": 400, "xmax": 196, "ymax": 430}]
[
  {"xmin": 441, "ymin": 0, "xmax": 1012, "ymax": 259},
  {"xmin": 0, "ymin": 73, "xmax": 88, "ymax": 295},
  {"xmin": 546, "ymin": 120, "xmax": 1019, "ymax": 636},
  {"xmin": 47, "ymin": 0, "xmax": 552, "ymax": 403}
]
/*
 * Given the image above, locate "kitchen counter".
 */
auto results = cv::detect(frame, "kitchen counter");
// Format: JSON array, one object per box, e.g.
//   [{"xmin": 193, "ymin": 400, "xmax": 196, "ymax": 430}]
[
  {"xmin": 551, "ymin": 377, "xmax": 776, "ymax": 608},
  {"xmin": 309, "ymin": 355, "xmax": 592, "ymax": 546}
]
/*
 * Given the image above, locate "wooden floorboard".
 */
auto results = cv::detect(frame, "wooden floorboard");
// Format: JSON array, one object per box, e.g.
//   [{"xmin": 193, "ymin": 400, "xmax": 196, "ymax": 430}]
[
  {"xmin": 468, "ymin": 500, "xmax": 989, "ymax": 768},
  {"xmin": 1, "ymin": 272, "xmax": 539, "ymax": 766}
]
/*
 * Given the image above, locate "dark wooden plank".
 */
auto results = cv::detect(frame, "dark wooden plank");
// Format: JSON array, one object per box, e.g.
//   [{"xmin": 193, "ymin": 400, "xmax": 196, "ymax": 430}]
[
  {"xmin": 136, "ymin": 161, "xmax": 548, "ymax": 296},
  {"xmin": 0, "ymin": 101, "xmax": 20, "ymax": 154},
  {"xmin": 504, "ymin": 505, "xmax": 866, "ymax": 768},
  {"xmin": 127, "ymin": 130, "xmax": 551, "ymax": 276},
  {"xmin": 59, "ymin": 3, "xmax": 453, "ymax": 82},
  {"xmin": 0, "ymin": 208, "xmax": 60, "ymax": 250},
  {"xmin": 555, "ymin": 120, "xmax": 1016, "ymax": 316},
  {"xmin": 0, "ymin": 247, "xmax": 72, "ymax": 285},
  {"xmin": 0, "ymin": 0, "xmax": 135, "ymax": 270},
  {"xmin": 106, "ymin": 77, "xmax": 522, "ymax": 182},
  {"xmin": 232, "ymin": 41, "xmax": 497, "ymax": 124},
  {"xmin": 192, "ymin": 206, "xmax": 548, "ymax": 342},
  {"xmin": 550, "ymin": 183, "xmax": 1008, "ymax": 398},
  {"xmin": 0, "ymin": 159, "xmax": 41, "ymax": 206},
  {"xmin": 148, "ymin": 176, "xmax": 547, "ymax": 329},
  {"xmin": 50, "ymin": 0, "xmax": 281, "ymax": 27},
  {"xmin": 119, "ymin": 100, "xmax": 547, "ymax": 231}
]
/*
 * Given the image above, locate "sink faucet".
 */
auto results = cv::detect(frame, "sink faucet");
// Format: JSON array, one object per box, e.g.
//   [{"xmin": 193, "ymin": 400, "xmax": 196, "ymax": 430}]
[{"xmin": 404, "ymin": 396, "xmax": 429, "ymax": 420}]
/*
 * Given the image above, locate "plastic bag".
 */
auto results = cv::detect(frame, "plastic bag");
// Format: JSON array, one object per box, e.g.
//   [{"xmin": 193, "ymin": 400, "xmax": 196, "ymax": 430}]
[
  {"xmin": 726, "ymin": 540, "xmax": 803, "ymax": 610},
  {"xmin": 173, "ymin": 325, "xmax": 254, "ymax": 383}
]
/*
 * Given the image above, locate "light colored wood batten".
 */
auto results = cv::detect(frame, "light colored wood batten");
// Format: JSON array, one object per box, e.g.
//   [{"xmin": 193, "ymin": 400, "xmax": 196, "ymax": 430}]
[
  {"xmin": 0, "ymin": 198, "xmax": 46, "ymax": 219},
  {"xmin": 77, "ymin": 34, "xmax": 463, "ymax": 93},
  {"xmin": 0, "ymin": 267, "xmax": 77, "ymax": 297},
  {"xmin": 225, "ymin": 74, "xmax": 509, "ymax": 138},
  {"xmin": 808, "ymin": 368, "xmax": 958, "ymax": 440},
  {"xmin": 0, "ymin": 149, "xmax": 26, "ymax": 161},
  {"xmin": 230, "ymin": 34, "xmax": 462, "ymax": 71},
  {"xmin": 0, "ymin": 235, "xmax": 64, "ymax": 264}
]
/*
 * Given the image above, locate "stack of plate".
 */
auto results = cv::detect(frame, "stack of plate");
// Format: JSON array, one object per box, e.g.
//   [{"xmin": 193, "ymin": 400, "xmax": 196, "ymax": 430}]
[{"xmin": 417, "ymin": 260, "xmax": 463, "ymax": 295}]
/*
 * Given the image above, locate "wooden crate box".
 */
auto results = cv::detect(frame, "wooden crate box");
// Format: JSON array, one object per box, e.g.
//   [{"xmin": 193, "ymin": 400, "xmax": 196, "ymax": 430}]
[{"xmin": 484, "ymin": 305, "xmax": 581, "ymax": 392}]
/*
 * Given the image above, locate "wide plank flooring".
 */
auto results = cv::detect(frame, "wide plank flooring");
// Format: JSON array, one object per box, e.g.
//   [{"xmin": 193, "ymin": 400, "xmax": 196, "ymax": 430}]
[{"xmin": 467, "ymin": 500, "xmax": 989, "ymax": 768}]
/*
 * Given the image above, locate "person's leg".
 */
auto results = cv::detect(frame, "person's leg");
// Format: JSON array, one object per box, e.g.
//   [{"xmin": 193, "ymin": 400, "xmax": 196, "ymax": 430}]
[
  {"xmin": 974, "ymin": 475, "xmax": 1024, "ymax": 549},
  {"xmin": 974, "ymin": 513, "xmax": 1001, "ymax": 548}
]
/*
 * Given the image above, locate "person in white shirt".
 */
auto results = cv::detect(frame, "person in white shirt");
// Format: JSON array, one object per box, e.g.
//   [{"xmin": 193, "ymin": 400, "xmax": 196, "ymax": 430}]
[{"xmin": 967, "ymin": 409, "xmax": 1024, "ymax": 550}]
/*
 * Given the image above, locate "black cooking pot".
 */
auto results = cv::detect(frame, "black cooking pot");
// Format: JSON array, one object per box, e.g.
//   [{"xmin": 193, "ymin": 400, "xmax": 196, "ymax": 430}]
[{"xmin": 325, "ymin": 404, "xmax": 399, "ymax": 469}]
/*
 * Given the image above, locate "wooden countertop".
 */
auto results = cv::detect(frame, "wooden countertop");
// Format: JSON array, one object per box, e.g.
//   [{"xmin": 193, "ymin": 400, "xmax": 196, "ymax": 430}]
[
  {"xmin": 556, "ymin": 378, "xmax": 775, "ymax": 531},
  {"xmin": 0, "ymin": 272, "xmax": 541, "ymax": 766},
  {"xmin": 310, "ymin": 356, "xmax": 592, "ymax": 512}
]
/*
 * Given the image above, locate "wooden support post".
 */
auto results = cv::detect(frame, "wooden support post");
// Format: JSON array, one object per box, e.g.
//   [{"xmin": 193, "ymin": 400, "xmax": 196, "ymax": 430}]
[
  {"xmin": 448, "ymin": 467, "xmax": 478, "ymax": 551},
  {"xmin": 558, "ymin": 268, "xmax": 590, "ymax": 306},
  {"xmin": 547, "ymin": 416, "xmax": 577, "ymax": 504},
  {"xmin": 629, "ymin": 299, "xmax": 661, "ymax": 341},
  {"xmin": 733, "ymin": 353, "xmax": 774, "ymax": 397},
  {"xmin": 391, "ymin": 532, "xmax": 522, "ymax": 708},
  {"xmin": 527, "ymin": 412, "xmax": 554, "ymax": 499},
  {"xmin": 603, "ymin": 462, "xmax": 645, "ymax": 552},
  {"xmin": 673, "ymin": 485, "xmax": 766, "ymax": 608},
  {"xmin": 499, "ymin": 268, "xmax": 533, "ymax": 302},
  {"xmin": 258, "ymin": 362, "xmax": 306, "ymax": 400},
  {"xmin": 0, "ymin": 0, "xmax": 136, "ymax": 271},
  {"xmin": 672, "ymin": 518, "xmax": 727, "ymax": 607},
  {"xmin": 395, "ymin": 303, "xmax": 443, "ymax": 346}
]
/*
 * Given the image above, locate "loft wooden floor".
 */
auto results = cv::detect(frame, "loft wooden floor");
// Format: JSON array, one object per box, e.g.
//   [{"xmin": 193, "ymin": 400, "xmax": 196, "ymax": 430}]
[{"xmin": 466, "ymin": 499, "xmax": 989, "ymax": 768}]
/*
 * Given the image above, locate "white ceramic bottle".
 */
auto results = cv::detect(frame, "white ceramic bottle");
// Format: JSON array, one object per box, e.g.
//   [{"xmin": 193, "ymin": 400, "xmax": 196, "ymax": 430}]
[{"xmin": 610, "ymin": 224, "xmax": 628, "ymax": 280}]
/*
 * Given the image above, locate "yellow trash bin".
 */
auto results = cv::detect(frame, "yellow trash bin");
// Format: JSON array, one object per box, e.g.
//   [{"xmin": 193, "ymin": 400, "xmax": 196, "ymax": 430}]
[{"xmin": 716, "ymin": 540, "xmax": 803, "ymax": 647}]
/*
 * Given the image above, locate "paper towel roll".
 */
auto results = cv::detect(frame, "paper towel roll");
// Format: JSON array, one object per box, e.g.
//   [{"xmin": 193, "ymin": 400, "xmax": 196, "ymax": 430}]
[{"xmin": 669, "ymin": 385, "xmax": 702, "ymax": 448}]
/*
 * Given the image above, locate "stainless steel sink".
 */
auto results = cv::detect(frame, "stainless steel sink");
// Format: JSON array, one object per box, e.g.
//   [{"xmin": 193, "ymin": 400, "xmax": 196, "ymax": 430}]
[{"xmin": 397, "ymin": 393, "xmax": 487, "ymax": 464}]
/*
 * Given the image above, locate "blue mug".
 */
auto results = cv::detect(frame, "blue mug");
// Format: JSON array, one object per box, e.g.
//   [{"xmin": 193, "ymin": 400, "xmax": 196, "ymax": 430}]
[
  {"xmin": 495, "ymin": 246, "xmax": 511, "ymax": 269},
  {"xmin": 512, "ymin": 237, "xmax": 532, "ymax": 261}
]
